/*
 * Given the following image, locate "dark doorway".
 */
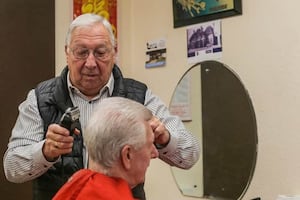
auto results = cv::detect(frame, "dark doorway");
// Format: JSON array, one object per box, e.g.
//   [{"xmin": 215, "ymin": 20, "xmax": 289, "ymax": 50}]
[{"xmin": 0, "ymin": 1, "xmax": 55, "ymax": 199}]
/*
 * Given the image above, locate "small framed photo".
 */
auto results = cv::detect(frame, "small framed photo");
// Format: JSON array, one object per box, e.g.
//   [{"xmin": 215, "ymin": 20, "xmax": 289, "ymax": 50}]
[{"xmin": 172, "ymin": 0, "xmax": 242, "ymax": 28}]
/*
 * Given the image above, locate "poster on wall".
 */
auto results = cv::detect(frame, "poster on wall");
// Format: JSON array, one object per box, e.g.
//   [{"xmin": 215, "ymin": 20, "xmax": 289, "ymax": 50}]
[
  {"xmin": 73, "ymin": 0, "xmax": 117, "ymax": 38},
  {"xmin": 187, "ymin": 20, "xmax": 222, "ymax": 64},
  {"xmin": 145, "ymin": 38, "xmax": 167, "ymax": 68}
]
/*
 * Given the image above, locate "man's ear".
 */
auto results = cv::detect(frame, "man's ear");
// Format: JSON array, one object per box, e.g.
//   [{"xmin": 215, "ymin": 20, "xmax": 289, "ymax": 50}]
[
  {"xmin": 65, "ymin": 45, "xmax": 70, "ymax": 66},
  {"xmin": 121, "ymin": 145, "xmax": 131, "ymax": 170},
  {"xmin": 113, "ymin": 46, "xmax": 118, "ymax": 63},
  {"xmin": 65, "ymin": 45, "xmax": 68, "ymax": 55}
]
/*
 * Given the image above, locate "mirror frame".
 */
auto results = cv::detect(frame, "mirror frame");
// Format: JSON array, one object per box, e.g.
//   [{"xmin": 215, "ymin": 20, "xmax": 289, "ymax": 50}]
[{"xmin": 170, "ymin": 60, "xmax": 258, "ymax": 199}]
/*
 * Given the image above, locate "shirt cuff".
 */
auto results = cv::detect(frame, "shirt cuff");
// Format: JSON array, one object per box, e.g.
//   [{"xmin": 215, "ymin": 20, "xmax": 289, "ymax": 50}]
[
  {"xmin": 157, "ymin": 132, "xmax": 178, "ymax": 155},
  {"xmin": 33, "ymin": 140, "xmax": 57, "ymax": 166}
]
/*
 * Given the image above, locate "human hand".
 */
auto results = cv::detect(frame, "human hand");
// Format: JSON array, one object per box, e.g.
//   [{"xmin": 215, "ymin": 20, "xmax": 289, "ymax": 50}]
[
  {"xmin": 149, "ymin": 116, "xmax": 170, "ymax": 148},
  {"xmin": 42, "ymin": 124, "xmax": 80, "ymax": 162}
]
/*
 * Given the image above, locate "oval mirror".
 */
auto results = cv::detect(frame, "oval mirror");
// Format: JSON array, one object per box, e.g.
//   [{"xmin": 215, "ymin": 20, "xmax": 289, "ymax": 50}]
[{"xmin": 169, "ymin": 60, "xmax": 257, "ymax": 200}]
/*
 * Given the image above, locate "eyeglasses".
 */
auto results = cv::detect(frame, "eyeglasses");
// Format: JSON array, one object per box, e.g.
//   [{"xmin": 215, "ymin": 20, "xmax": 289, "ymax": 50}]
[{"xmin": 69, "ymin": 47, "xmax": 112, "ymax": 61}]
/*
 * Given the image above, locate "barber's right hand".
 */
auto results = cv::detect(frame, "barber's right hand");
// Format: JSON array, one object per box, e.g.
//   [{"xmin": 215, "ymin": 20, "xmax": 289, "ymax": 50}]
[{"xmin": 42, "ymin": 124, "xmax": 78, "ymax": 162}]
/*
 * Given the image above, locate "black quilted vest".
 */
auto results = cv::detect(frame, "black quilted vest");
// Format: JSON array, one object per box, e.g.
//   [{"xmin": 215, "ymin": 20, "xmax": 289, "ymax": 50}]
[{"xmin": 33, "ymin": 65, "xmax": 147, "ymax": 200}]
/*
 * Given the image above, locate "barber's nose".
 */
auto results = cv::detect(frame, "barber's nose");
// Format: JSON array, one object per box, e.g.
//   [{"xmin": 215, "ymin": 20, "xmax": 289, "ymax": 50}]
[{"xmin": 85, "ymin": 52, "xmax": 97, "ymax": 67}]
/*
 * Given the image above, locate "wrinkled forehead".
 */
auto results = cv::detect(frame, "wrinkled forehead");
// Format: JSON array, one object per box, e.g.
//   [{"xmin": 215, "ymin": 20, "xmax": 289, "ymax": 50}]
[{"xmin": 70, "ymin": 24, "xmax": 112, "ymax": 46}]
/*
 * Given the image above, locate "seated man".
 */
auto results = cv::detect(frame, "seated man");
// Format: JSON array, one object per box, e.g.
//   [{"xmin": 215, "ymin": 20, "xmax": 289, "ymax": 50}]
[{"xmin": 53, "ymin": 97, "xmax": 159, "ymax": 200}]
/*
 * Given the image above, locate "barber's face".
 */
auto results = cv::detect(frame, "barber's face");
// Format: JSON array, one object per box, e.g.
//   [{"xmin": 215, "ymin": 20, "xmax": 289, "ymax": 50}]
[
  {"xmin": 65, "ymin": 23, "xmax": 116, "ymax": 98},
  {"xmin": 129, "ymin": 123, "xmax": 159, "ymax": 187}
]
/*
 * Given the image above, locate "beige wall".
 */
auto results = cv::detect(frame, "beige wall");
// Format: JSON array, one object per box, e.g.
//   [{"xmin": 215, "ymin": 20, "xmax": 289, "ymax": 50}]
[{"xmin": 55, "ymin": 0, "xmax": 300, "ymax": 199}]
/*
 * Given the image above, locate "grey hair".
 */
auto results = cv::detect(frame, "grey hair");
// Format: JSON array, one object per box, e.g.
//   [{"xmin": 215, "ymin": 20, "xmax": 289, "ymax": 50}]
[
  {"xmin": 84, "ymin": 97, "xmax": 153, "ymax": 170},
  {"xmin": 65, "ymin": 13, "xmax": 116, "ymax": 47}
]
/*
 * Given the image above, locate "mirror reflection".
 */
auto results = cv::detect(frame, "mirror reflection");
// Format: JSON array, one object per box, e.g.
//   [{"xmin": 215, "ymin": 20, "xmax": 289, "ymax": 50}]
[{"xmin": 169, "ymin": 60, "xmax": 257, "ymax": 200}]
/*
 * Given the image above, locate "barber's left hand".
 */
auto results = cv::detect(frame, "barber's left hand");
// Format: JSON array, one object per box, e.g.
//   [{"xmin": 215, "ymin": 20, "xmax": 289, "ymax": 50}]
[{"xmin": 149, "ymin": 116, "xmax": 170, "ymax": 147}]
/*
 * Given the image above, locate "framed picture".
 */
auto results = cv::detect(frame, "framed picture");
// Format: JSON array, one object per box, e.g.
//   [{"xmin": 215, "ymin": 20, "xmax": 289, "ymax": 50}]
[{"xmin": 173, "ymin": 0, "xmax": 242, "ymax": 28}]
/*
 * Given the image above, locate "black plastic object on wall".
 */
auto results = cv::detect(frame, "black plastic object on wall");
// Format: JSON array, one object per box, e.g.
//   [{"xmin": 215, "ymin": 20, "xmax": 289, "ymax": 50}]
[{"xmin": 201, "ymin": 61, "xmax": 257, "ymax": 199}]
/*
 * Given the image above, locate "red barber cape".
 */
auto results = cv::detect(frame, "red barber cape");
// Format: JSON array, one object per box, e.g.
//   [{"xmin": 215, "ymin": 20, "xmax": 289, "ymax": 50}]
[{"xmin": 53, "ymin": 169, "xmax": 136, "ymax": 200}]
